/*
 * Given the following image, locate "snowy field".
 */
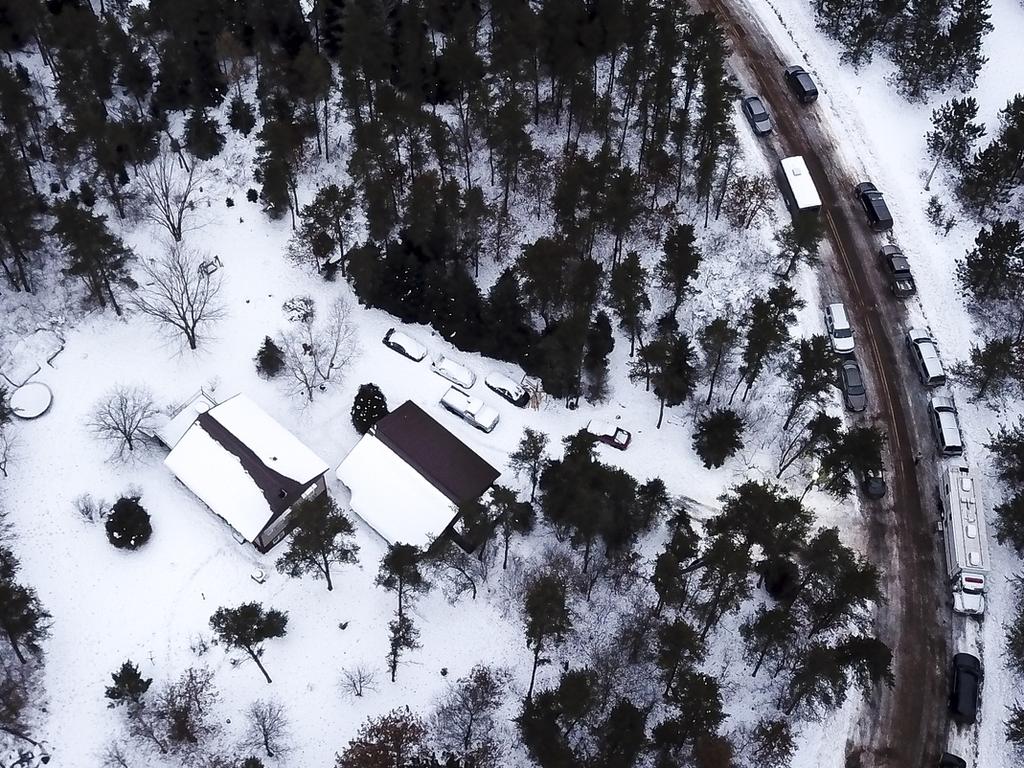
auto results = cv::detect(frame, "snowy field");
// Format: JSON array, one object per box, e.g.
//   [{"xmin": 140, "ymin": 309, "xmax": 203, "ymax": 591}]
[
  {"xmin": 0, "ymin": 84, "xmax": 870, "ymax": 768},
  {"xmin": 731, "ymin": 0, "xmax": 1024, "ymax": 764}
]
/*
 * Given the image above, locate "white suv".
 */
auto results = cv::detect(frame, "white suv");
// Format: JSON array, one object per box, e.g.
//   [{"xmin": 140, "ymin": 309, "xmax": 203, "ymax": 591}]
[
  {"xmin": 824, "ymin": 303, "xmax": 855, "ymax": 354},
  {"xmin": 928, "ymin": 396, "xmax": 963, "ymax": 456},
  {"xmin": 440, "ymin": 387, "xmax": 499, "ymax": 433}
]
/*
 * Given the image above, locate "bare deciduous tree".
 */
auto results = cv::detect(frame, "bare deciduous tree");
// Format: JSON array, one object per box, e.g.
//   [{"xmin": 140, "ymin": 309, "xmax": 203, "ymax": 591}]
[
  {"xmin": 240, "ymin": 699, "xmax": 291, "ymax": 758},
  {"xmin": 137, "ymin": 155, "xmax": 209, "ymax": 242},
  {"xmin": 100, "ymin": 739, "xmax": 132, "ymax": 768},
  {"xmin": 0, "ymin": 427, "xmax": 16, "ymax": 478},
  {"xmin": 339, "ymin": 665, "xmax": 377, "ymax": 699},
  {"xmin": 88, "ymin": 386, "xmax": 157, "ymax": 459},
  {"xmin": 722, "ymin": 173, "xmax": 776, "ymax": 230},
  {"xmin": 131, "ymin": 244, "xmax": 225, "ymax": 350},
  {"xmin": 153, "ymin": 666, "xmax": 221, "ymax": 754},
  {"xmin": 430, "ymin": 665, "xmax": 509, "ymax": 767},
  {"xmin": 278, "ymin": 297, "xmax": 358, "ymax": 402}
]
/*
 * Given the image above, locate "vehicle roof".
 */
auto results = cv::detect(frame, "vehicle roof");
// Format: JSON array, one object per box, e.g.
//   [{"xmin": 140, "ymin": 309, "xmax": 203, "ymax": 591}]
[
  {"xmin": 780, "ymin": 156, "xmax": 822, "ymax": 210},
  {"xmin": 942, "ymin": 466, "xmax": 989, "ymax": 571},
  {"xmin": 888, "ymin": 255, "xmax": 911, "ymax": 272},
  {"xmin": 386, "ymin": 329, "xmax": 426, "ymax": 353},
  {"xmin": 827, "ymin": 302, "xmax": 850, "ymax": 326}
]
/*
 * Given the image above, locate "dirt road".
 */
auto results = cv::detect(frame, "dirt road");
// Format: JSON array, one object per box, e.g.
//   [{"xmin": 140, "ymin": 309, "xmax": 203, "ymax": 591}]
[{"xmin": 695, "ymin": 1, "xmax": 952, "ymax": 764}]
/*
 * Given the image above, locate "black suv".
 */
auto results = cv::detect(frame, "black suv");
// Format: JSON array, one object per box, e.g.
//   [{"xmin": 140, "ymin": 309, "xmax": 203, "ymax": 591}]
[
  {"xmin": 854, "ymin": 182, "xmax": 894, "ymax": 231},
  {"xmin": 949, "ymin": 652, "xmax": 982, "ymax": 725},
  {"xmin": 784, "ymin": 65, "xmax": 819, "ymax": 103}
]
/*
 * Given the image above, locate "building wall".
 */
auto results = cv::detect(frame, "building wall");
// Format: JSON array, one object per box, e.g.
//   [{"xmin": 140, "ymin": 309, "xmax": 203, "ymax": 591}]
[{"xmin": 254, "ymin": 474, "xmax": 328, "ymax": 553}]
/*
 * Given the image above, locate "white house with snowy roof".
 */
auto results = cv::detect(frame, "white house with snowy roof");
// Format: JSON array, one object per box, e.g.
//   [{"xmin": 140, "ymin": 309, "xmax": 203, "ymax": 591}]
[
  {"xmin": 163, "ymin": 392, "xmax": 329, "ymax": 553},
  {"xmin": 336, "ymin": 401, "xmax": 500, "ymax": 549}
]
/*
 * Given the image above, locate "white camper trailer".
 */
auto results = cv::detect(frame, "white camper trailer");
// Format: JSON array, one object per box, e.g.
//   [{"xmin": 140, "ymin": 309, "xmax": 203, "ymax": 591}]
[
  {"xmin": 777, "ymin": 156, "xmax": 822, "ymax": 216},
  {"xmin": 940, "ymin": 464, "xmax": 990, "ymax": 616}
]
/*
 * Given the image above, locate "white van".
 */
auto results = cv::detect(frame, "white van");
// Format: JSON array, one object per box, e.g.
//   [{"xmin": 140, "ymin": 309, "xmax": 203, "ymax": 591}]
[{"xmin": 824, "ymin": 303, "xmax": 855, "ymax": 354}]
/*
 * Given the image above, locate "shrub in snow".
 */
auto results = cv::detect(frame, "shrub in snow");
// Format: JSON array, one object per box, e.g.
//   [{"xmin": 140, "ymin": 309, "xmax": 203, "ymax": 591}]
[
  {"xmin": 78, "ymin": 180, "xmax": 97, "ymax": 207},
  {"xmin": 241, "ymin": 758, "xmax": 266, "ymax": 768},
  {"xmin": 351, "ymin": 383, "xmax": 388, "ymax": 435},
  {"xmin": 247, "ymin": 188, "xmax": 259, "ymax": 203},
  {"xmin": 105, "ymin": 660, "xmax": 152, "ymax": 705},
  {"xmin": 74, "ymin": 493, "xmax": 108, "ymax": 524},
  {"xmin": 692, "ymin": 408, "xmax": 745, "ymax": 469},
  {"xmin": 105, "ymin": 496, "xmax": 152, "ymax": 550},
  {"xmin": 255, "ymin": 336, "xmax": 285, "ymax": 378},
  {"xmin": 226, "ymin": 197, "xmax": 235, "ymax": 208}
]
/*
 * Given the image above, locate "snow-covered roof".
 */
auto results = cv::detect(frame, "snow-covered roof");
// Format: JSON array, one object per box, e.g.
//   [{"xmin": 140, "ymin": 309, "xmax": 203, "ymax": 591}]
[
  {"xmin": 210, "ymin": 394, "xmax": 328, "ymax": 484},
  {"xmin": 337, "ymin": 434, "xmax": 459, "ymax": 547},
  {"xmin": 155, "ymin": 390, "xmax": 218, "ymax": 448},
  {"xmin": 780, "ymin": 156, "xmax": 822, "ymax": 210},
  {"xmin": 164, "ymin": 393, "xmax": 328, "ymax": 542},
  {"xmin": 336, "ymin": 401, "xmax": 500, "ymax": 547}
]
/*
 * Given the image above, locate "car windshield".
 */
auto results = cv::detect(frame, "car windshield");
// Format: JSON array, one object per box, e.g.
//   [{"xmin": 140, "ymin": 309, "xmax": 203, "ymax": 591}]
[
  {"xmin": 833, "ymin": 327, "xmax": 852, "ymax": 338},
  {"xmin": 797, "ymin": 73, "xmax": 815, "ymax": 89}
]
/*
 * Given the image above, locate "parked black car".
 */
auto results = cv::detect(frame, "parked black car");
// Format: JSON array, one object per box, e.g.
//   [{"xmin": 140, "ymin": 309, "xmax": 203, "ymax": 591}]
[
  {"xmin": 784, "ymin": 65, "xmax": 819, "ymax": 103},
  {"xmin": 854, "ymin": 182, "xmax": 894, "ymax": 231},
  {"xmin": 949, "ymin": 652, "xmax": 982, "ymax": 725},
  {"xmin": 859, "ymin": 466, "xmax": 886, "ymax": 500},
  {"xmin": 839, "ymin": 359, "xmax": 867, "ymax": 412}
]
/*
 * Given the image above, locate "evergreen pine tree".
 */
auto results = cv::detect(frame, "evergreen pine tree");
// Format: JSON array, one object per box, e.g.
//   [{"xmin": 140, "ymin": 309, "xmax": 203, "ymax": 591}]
[
  {"xmin": 0, "ymin": 546, "xmax": 51, "ymax": 664},
  {"xmin": 629, "ymin": 330, "xmax": 697, "ymax": 428},
  {"xmin": 209, "ymin": 603, "xmax": 288, "ymax": 684},
  {"xmin": 657, "ymin": 223, "xmax": 702, "ymax": 315},
  {"xmin": 609, "ymin": 251, "xmax": 651, "ymax": 355},
  {"xmin": 51, "ymin": 200, "xmax": 134, "ymax": 316},
  {"xmin": 698, "ymin": 315, "xmax": 739, "ymax": 405},
  {"xmin": 105, "ymin": 496, "xmax": 153, "ymax": 550},
  {"xmin": 184, "ymin": 109, "xmax": 226, "ymax": 160},
  {"xmin": 692, "ymin": 408, "xmax": 745, "ymax": 468},
  {"xmin": 105, "ymin": 660, "xmax": 153, "ymax": 705},
  {"xmin": 782, "ymin": 335, "xmax": 838, "ymax": 429},
  {"xmin": 925, "ymin": 97, "xmax": 986, "ymax": 188},
  {"xmin": 255, "ymin": 337, "xmax": 285, "ymax": 378},
  {"xmin": 523, "ymin": 572, "xmax": 571, "ymax": 700},
  {"xmin": 350, "ymin": 383, "xmax": 389, "ymax": 435},
  {"xmin": 228, "ymin": 96, "xmax": 257, "ymax": 136},
  {"xmin": 275, "ymin": 494, "xmax": 359, "ymax": 591}
]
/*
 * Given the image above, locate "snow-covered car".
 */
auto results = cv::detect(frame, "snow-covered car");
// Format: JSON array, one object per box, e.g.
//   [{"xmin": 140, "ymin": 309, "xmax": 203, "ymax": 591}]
[
  {"xmin": 484, "ymin": 372, "xmax": 529, "ymax": 407},
  {"xmin": 586, "ymin": 419, "xmax": 632, "ymax": 450},
  {"xmin": 432, "ymin": 355, "xmax": 477, "ymax": 389},
  {"xmin": 382, "ymin": 328, "xmax": 427, "ymax": 362},
  {"xmin": 440, "ymin": 387, "xmax": 499, "ymax": 433}
]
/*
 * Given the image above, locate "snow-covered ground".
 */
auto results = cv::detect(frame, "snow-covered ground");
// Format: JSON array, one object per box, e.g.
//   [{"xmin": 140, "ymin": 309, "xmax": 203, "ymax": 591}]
[
  {"xmin": 730, "ymin": 0, "xmax": 1024, "ymax": 764},
  {"xmin": 0, "ymin": 96, "xmax": 868, "ymax": 768},
  {"xmin": 7, "ymin": 1, "xmax": 1022, "ymax": 764}
]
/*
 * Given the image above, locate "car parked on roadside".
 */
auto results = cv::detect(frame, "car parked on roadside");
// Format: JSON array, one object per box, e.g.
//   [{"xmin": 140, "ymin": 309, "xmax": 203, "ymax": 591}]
[
  {"xmin": 854, "ymin": 182, "xmax": 894, "ymax": 231},
  {"xmin": 484, "ymin": 372, "xmax": 529, "ymax": 407},
  {"xmin": 741, "ymin": 95, "xmax": 773, "ymax": 135},
  {"xmin": 949, "ymin": 652, "xmax": 982, "ymax": 725},
  {"xmin": 858, "ymin": 465, "xmax": 887, "ymax": 500},
  {"xmin": 440, "ymin": 387, "xmax": 499, "ymax": 433},
  {"xmin": 824, "ymin": 303, "xmax": 855, "ymax": 354},
  {"xmin": 382, "ymin": 328, "xmax": 427, "ymax": 362},
  {"xmin": 878, "ymin": 245, "xmax": 916, "ymax": 297},
  {"xmin": 938, "ymin": 754, "xmax": 967, "ymax": 768},
  {"xmin": 431, "ymin": 355, "xmax": 476, "ymax": 389},
  {"xmin": 783, "ymin": 65, "xmax": 819, "ymax": 103},
  {"xmin": 905, "ymin": 328, "xmax": 947, "ymax": 387},
  {"xmin": 839, "ymin": 359, "xmax": 867, "ymax": 412},
  {"xmin": 586, "ymin": 420, "xmax": 632, "ymax": 450},
  {"xmin": 928, "ymin": 396, "xmax": 964, "ymax": 456}
]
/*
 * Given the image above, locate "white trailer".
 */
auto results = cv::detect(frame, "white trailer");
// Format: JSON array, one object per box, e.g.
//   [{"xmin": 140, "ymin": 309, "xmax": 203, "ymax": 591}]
[
  {"xmin": 940, "ymin": 464, "xmax": 990, "ymax": 616},
  {"xmin": 777, "ymin": 156, "xmax": 822, "ymax": 215}
]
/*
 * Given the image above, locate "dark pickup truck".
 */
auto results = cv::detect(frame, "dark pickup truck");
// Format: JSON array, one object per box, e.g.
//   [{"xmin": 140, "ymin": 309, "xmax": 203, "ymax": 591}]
[{"xmin": 879, "ymin": 245, "xmax": 916, "ymax": 297}]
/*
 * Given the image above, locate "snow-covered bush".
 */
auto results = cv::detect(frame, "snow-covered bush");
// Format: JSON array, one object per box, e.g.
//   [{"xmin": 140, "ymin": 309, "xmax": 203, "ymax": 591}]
[
  {"xmin": 255, "ymin": 336, "xmax": 285, "ymax": 378},
  {"xmin": 105, "ymin": 496, "xmax": 152, "ymax": 550}
]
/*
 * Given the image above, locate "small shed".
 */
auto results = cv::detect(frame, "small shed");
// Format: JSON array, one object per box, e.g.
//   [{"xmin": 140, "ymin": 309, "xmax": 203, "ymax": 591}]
[
  {"xmin": 164, "ymin": 393, "xmax": 329, "ymax": 552},
  {"xmin": 336, "ymin": 401, "xmax": 500, "ymax": 549}
]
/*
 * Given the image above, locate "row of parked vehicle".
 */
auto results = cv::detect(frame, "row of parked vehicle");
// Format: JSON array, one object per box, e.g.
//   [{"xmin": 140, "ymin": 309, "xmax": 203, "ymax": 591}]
[
  {"xmin": 383, "ymin": 328, "xmax": 634, "ymax": 449},
  {"xmin": 745, "ymin": 60, "xmax": 980, "ymax": 764}
]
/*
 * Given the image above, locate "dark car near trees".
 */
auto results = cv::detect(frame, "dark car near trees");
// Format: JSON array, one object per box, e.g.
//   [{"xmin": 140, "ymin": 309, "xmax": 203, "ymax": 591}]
[{"xmin": 784, "ymin": 65, "xmax": 819, "ymax": 103}]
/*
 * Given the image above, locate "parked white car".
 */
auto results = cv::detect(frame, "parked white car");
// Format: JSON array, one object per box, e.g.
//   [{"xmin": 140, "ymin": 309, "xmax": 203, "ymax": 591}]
[
  {"xmin": 824, "ymin": 303, "xmax": 855, "ymax": 355},
  {"xmin": 432, "ymin": 355, "xmax": 476, "ymax": 388},
  {"xmin": 440, "ymin": 387, "xmax": 499, "ymax": 433},
  {"xmin": 484, "ymin": 372, "xmax": 529, "ymax": 407},
  {"xmin": 382, "ymin": 328, "xmax": 427, "ymax": 361}
]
